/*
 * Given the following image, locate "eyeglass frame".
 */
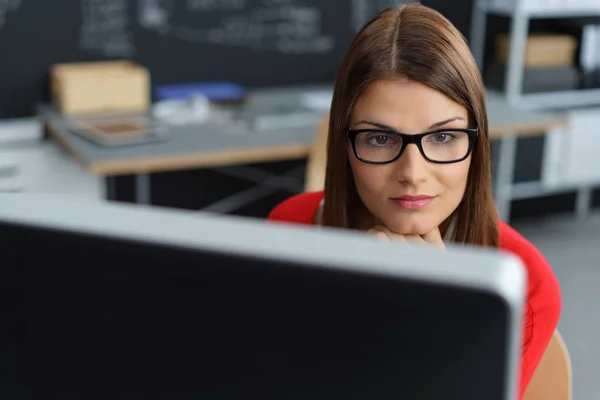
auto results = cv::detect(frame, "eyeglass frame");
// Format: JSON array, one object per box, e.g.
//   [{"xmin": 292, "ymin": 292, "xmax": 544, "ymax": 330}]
[{"xmin": 347, "ymin": 127, "xmax": 479, "ymax": 165}]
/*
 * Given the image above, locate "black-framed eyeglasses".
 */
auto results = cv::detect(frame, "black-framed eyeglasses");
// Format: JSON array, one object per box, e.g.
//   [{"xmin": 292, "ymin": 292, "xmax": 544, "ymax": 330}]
[{"xmin": 347, "ymin": 128, "xmax": 478, "ymax": 164}]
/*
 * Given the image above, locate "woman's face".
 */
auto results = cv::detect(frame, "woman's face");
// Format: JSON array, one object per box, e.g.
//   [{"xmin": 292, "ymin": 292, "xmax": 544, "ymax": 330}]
[{"xmin": 348, "ymin": 79, "xmax": 471, "ymax": 235}]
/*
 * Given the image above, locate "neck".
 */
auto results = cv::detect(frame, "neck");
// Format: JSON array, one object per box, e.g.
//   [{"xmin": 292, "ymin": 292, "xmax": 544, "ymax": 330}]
[{"xmin": 439, "ymin": 217, "xmax": 452, "ymax": 238}]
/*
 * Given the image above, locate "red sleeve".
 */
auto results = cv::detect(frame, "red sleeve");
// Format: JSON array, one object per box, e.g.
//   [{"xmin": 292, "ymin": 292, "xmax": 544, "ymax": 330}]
[
  {"xmin": 499, "ymin": 221, "xmax": 562, "ymax": 399},
  {"xmin": 267, "ymin": 191, "xmax": 324, "ymax": 225}
]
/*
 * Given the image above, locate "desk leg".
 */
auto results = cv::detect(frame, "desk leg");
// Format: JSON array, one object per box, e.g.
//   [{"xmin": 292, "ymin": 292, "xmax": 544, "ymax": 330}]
[
  {"xmin": 495, "ymin": 135, "xmax": 517, "ymax": 222},
  {"xmin": 201, "ymin": 165, "xmax": 305, "ymax": 214},
  {"xmin": 105, "ymin": 176, "xmax": 116, "ymax": 201},
  {"xmin": 576, "ymin": 187, "xmax": 592, "ymax": 220},
  {"xmin": 135, "ymin": 173, "xmax": 151, "ymax": 205}
]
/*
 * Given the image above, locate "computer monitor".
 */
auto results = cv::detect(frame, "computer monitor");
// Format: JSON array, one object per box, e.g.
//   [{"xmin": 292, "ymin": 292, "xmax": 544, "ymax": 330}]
[{"xmin": 0, "ymin": 195, "xmax": 525, "ymax": 399}]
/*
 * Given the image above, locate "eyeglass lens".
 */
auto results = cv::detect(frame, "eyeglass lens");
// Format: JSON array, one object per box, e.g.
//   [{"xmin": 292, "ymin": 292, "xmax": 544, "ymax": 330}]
[{"xmin": 354, "ymin": 130, "xmax": 470, "ymax": 163}]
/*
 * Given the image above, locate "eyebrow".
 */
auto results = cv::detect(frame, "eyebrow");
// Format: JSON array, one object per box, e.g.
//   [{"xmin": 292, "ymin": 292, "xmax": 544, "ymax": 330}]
[
  {"xmin": 355, "ymin": 116, "xmax": 465, "ymax": 131},
  {"xmin": 428, "ymin": 116, "xmax": 465, "ymax": 130}
]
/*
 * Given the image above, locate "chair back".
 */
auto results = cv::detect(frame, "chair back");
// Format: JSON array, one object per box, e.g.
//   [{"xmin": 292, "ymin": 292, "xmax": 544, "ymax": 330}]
[{"xmin": 523, "ymin": 330, "xmax": 572, "ymax": 400}]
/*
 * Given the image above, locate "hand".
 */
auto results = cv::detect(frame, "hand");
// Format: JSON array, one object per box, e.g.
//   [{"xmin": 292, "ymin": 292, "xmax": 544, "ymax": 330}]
[{"xmin": 367, "ymin": 225, "xmax": 445, "ymax": 248}]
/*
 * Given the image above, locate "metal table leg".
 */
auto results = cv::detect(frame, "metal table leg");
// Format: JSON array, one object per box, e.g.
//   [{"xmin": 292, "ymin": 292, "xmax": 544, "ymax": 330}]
[
  {"xmin": 576, "ymin": 187, "xmax": 592, "ymax": 220},
  {"xmin": 201, "ymin": 165, "xmax": 305, "ymax": 214},
  {"xmin": 105, "ymin": 176, "xmax": 116, "ymax": 201},
  {"xmin": 495, "ymin": 135, "xmax": 517, "ymax": 222},
  {"xmin": 135, "ymin": 173, "xmax": 151, "ymax": 205}
]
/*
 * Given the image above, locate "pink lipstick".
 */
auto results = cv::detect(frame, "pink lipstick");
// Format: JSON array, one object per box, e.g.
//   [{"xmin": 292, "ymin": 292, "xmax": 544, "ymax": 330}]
[{"xmin": 390, "ymin": 195, "xmax": 435, "ymax": 210}]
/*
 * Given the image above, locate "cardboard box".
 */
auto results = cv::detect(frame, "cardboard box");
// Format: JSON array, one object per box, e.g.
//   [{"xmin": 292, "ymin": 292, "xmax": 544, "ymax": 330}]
[
  {"xmin": 51, "ymin": 61, "xmax": 150, "ymax": 116},
  {"xmin": 496, "ymin": 34, "xmax": 577, "ymax": 68}
]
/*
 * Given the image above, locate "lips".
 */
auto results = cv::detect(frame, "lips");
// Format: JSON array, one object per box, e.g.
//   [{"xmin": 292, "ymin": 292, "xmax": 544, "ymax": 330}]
[{"xmin": 390, "ymin": 195, "xmax": 436, "ymax": 210}]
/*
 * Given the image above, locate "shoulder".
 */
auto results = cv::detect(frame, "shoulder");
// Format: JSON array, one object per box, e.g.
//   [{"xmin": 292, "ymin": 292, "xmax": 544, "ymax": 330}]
[
  {"xmin": 267, "ymin": 191, "xmax": 324, "ymax": 225},
  {"xmin": 498, "ymin": 220, "xmax": 562, "ymax": 397},
  {"xmin": 498, "ymin": 220, "xmax": 561, "ymax": 324},
  {"xmin": 498, "ymin": 220, "xmax": 561, "ymax": 306}
]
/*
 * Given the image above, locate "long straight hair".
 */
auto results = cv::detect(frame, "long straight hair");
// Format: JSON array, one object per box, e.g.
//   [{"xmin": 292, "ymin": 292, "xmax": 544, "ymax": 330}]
[{"xmin": 321, "ymin": 4, "xmax": 498, "ymax": 247}]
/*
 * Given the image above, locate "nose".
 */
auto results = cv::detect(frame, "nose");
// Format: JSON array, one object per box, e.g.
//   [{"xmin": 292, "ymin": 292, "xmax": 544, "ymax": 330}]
[{"xmin": 395, "ymin": 143, "xmax": 428, "ymax": 185}]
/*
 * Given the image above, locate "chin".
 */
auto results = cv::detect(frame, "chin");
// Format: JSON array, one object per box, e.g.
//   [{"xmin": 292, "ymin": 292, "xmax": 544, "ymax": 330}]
[{"xmin": 382, "ymin": 216, "xmax": 439, "ymax": 236}]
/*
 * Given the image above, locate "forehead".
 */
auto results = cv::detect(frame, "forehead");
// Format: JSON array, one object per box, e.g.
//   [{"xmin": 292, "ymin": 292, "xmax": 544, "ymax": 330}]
[{"xmin": 352, "ymin": 79, "xmax": 468, "ymax": 130}]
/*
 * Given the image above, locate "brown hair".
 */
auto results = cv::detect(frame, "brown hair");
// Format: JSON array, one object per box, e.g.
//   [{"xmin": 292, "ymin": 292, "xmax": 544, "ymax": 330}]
[{"xmin": 321, "ymin": 4, "xmax": 499, "ymax": 247}]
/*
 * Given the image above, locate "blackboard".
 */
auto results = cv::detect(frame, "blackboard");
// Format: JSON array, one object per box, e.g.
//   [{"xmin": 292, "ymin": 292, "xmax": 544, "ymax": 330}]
[{"xmin": 0, "ymin": 0, "xmax": 420, "ymax": 119}]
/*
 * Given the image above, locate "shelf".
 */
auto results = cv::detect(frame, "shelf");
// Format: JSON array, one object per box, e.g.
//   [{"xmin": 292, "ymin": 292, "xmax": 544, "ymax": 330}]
[
  {"xmin": 506, "ymin": 88, "xmax": 600, "ymax": 109},
  {"xmin": 483, "ymin": 1, "xmax": 600, "ymax": 18},
  {"xmin": 511, "ymin": 180, "xmax": 600, "ymax": 200}
]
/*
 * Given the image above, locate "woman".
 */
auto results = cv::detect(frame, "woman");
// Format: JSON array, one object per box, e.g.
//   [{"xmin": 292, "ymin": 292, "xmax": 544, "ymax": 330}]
[{"xmin": 268, "ymin": 4, "xmax": 561, "ymax": 399}]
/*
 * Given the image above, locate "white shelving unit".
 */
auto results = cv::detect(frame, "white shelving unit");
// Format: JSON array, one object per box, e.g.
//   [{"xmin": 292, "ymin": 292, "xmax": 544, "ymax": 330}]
[
  {"xmin": 488, "ymin": 0, "xmax": 600, "ymax": 16},
  {"xmin": 471, "ymin": 0, "xmax": 600, "ymax": 109}
]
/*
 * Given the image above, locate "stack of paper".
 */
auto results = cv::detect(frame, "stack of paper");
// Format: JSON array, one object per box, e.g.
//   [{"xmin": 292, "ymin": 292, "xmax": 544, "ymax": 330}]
[{"xmin": 562, "ymin": 108, "xmax": 600, "ymax": 185}]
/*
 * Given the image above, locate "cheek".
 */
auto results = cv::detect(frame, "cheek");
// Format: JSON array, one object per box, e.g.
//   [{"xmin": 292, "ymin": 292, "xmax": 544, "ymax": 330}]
[
  {"xmin": 348, "ymin": 150, "xmax": 393, "ymax": 195},
  {"xmin": 436, "ymin": 160, "xmax": 470, "ymax": 197}
]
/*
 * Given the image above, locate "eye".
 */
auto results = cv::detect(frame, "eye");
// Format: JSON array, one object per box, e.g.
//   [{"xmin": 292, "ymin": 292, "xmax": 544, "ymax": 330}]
[
  {"xmin": 428, "ymin": 132, "xmax": 456, "ymax": 144},
  {"xmin": 366, "ymin": 133, "xmax": 397, "ymax": 146},
  {"xmin": 370, "ymin": 135, "xmax": 388, "ymax": 145}
]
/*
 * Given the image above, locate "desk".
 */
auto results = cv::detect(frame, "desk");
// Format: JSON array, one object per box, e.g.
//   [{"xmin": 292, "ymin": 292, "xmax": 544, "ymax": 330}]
[
  {"xmin": 40, "ymin": 86, "xmax": 326, "ymax": 206},
  {"xmin": 41, "ymin": 86, "xmax": 569, "ymax": 220}
]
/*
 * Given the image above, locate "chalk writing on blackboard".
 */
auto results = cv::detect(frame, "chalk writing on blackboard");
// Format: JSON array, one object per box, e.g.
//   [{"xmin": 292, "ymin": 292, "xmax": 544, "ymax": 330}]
[
  {"xmin": 138, "ymin": 0, "xmax": 335, "ymax": 55},
  {"xmin": 186, "ymin": 0, "xmax": 246, "ymax": 12},
  {"xmin": 79, "ymin": 0, "xmax": 135, "ymax": 57},
  {"xmin": 0, "ymin": 0, "xmax": 21, "ymax": 30},
  {"xmin": 138, "ymin": 0, "xmax": 173, "ymax": 32}
]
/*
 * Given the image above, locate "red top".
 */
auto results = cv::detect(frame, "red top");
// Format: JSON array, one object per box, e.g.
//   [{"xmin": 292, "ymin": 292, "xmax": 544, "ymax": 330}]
[{"xmin": 268, "ymin": 191, "xmax": 561, "ymax": 399}]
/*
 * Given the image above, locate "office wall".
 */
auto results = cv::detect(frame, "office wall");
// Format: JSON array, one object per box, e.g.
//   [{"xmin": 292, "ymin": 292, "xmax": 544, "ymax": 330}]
[
  {"xmin": 1, "ymin": 0, "xmax": 597, "ymax": 216},
  {"xmin": 0, "ymin": 0, "xmax": 482, "ymax": 120},
  {"xmin": 0, "ymin": 0, "xmax": 389, "ymax": 118}
]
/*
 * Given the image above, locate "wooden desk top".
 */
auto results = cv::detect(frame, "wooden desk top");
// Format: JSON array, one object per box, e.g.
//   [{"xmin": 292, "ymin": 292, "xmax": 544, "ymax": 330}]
[{"xmin": 41, "ymin": 87, "xmax": 568, "ymax": 177}]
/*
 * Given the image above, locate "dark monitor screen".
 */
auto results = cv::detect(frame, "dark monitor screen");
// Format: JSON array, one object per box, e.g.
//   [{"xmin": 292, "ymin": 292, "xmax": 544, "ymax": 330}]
[{"xmin": 0, "ymin": 195, "xmax": 525, "ymax": 399}]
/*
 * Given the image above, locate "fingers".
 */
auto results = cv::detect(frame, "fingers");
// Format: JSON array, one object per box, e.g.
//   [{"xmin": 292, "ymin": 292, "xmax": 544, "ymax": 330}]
[
  {"xmin": 380, "ymin": 226, "xmax": 408, "ymax": 244},
  {"xmin": 404, "ymin": 235, "xmax": 428, "ymax": 245},
  {"xmin": 421, "ymin": 227, "xmax": 445, "ymax": 248},
  {"xmin": 367, "ymin": 225, "xmax": 445, "ymax": 248},
  {"xmin": 368, "ymin": 227, "xmax": 390, "ymax": 242},
  {"xmin": 368, "ymin": 226, "xmax": 406, "ymax": 243}
]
